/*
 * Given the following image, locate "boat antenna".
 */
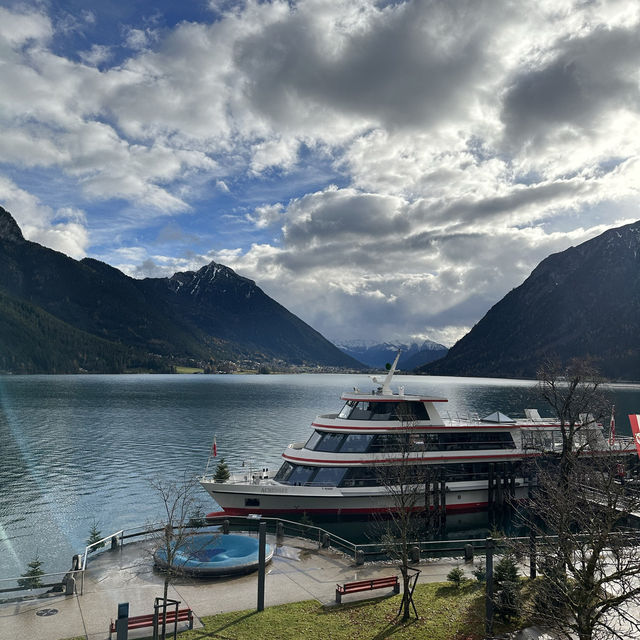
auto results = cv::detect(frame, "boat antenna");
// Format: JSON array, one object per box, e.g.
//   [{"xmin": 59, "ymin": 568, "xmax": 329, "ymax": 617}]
[{"xmin": 371, "ymin": 350, "xmax": 401, "ymax": 395}]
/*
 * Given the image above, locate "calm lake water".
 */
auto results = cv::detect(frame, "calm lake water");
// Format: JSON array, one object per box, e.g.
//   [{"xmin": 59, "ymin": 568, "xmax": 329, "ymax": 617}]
[{"xmin": 1, "ymin": 373, "xmax": 639, "ymax": 578}]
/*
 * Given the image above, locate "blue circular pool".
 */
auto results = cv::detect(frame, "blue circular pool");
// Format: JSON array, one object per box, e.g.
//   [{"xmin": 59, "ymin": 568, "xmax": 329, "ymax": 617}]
[{"xmin": 154, "ymin": 533, "xmax": 273, "ymax": 577}]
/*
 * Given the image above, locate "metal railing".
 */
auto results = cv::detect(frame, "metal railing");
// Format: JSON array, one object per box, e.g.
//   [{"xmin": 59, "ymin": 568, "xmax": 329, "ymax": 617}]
[
  {"xmin": 0, "ymin": 570, "xmax": 82, "ymax": 596},
  {"xmin": 0, "ymin": 514, "xmax": 524, "ymax": 601}
]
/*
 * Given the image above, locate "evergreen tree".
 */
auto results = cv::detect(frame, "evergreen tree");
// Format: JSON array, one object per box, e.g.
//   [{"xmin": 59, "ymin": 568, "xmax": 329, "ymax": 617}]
[
  {"xmin": 213, "ymin": 458, "xmax": 231, "ymax": 482},
  {"xmin": 493, "ymin": 553, "xmax": 521, "ymax": 622},
  {"xmin": 447, "ymin": 566, "xmax": 466, "ymax": 589},
  {"xmin": 18, "ymin": 555, "xmax": 45, "ymax": 589},
  {"xmin": 87, "ymin": 519, "xmax": 105, "ymax": 551}
]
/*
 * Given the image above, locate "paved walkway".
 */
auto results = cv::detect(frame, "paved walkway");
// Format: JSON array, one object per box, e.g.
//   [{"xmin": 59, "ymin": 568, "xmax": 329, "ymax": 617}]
[{"xmin": 0, "ymin": 535, "xmax": 547, "ymax": 640}]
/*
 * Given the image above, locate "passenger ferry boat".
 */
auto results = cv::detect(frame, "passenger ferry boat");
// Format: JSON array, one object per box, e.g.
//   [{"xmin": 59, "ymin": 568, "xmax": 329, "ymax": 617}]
[{"xmin": 200, "ymin": 355, "xmax": 637, "ymax": 517}]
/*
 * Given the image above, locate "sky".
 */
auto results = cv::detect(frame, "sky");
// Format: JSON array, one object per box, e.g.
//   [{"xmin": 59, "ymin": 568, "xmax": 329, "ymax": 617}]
[{"xmin": 0, "ymin": 0, "xmax": 639, "ymax": 348}]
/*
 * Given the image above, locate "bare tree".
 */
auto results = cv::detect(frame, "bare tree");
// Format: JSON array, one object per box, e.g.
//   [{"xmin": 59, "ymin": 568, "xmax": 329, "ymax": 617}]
[
  {"xmin": 511, "ymin": 360, "xmax": 640, "ymax": 640},
  {"xmin": 537, "ymin": 357, "xmax": 610, "ymax": 483},
  {"xmin": 375, "ymin": 404, "xmax": 440, "ymax": 621},
  {"xmin": 148, "ymin": 474, "xmax": 203, "ymax": 639}
]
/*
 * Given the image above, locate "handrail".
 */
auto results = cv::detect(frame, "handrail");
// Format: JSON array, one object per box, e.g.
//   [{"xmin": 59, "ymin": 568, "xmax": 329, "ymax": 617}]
[
  {"xmin": 83, "ymin": 530, "xmax": 123, "ymax": 570},
  {"xmin": 11, "ymin": 512, "xmax": 626, "ymax": 599}
]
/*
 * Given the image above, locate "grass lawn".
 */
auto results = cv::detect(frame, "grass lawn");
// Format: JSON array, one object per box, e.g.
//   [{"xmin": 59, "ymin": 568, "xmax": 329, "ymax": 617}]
[
  {"xmin": 173, "ymin": 582, "xmax": 520, "ymax": 640},
  {"xmin": 174, "ymin": 366, "xmax": 205, "ymax": 374}
]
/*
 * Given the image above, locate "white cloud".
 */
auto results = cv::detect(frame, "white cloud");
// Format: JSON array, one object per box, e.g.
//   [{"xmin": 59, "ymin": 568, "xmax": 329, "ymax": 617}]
[
  {"xmin": 0, "ymin": 7, "xmax": 52, "ymax": 46},
  {"xmin": 0, "ymin": 176, "xmax": 89, "ymax": 258},
  {"xmin": 0, "ymin": 0, "xmax": 639, "ymax": 346},
  {"xmin": 79, "ymin": 44, "xmax": 113, "ymax": 66}
]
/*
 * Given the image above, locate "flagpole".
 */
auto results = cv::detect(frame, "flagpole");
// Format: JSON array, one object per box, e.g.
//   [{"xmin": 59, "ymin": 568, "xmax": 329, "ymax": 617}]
[
  {"xmin": 204, "ymin": 451, "xmax": 212, "ymax": 478},
  {"xmin": 204, "ymin": 435, "xmax": 217, "ymax": 477},
  {"xmin": 609, "ymin": 405, "xmax": 616, "ymax": 446}
]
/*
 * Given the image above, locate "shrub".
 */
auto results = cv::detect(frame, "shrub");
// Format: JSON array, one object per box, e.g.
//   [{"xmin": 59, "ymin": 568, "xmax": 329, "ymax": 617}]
[{"xmin": 447, "ymin": 566, "xmax": 466, "ymax": 588}]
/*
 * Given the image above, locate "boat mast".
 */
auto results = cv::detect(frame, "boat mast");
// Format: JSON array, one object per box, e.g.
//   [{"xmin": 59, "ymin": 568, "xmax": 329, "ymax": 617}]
[{"xmin": 372, "ymin": 350, "xmax": 401, "ymax": 395}]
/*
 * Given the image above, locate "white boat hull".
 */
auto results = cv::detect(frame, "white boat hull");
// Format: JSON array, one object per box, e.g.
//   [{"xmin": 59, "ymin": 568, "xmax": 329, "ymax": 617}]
[{"xmin": 200, "ymin": 479, "xmax": 530, "ymax": 516}]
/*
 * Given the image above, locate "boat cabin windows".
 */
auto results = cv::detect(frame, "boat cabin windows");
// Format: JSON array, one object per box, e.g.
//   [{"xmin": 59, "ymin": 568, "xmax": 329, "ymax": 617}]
[
  {"xmin": 286, "ymin": 465, "xmax": 316, "ymax": 486},
  {"xmin": 274, "ymin": 461, "xmax": 522, "ymax": 487},
  {"xmin": 273, "ymin": 462, "xmax": 348, "ymax": 487},
  {"xmin": 338, "ymin": 400, "xmax": 430, "ymax": 422},
  {"xmin": 437, "ymin": 432, "xmax": 516, "ymax": 450},
  {"xmin": 313, "ymin": 467, "xmax": 348, "ymax": 487},
  {"xmin": 522, "ymin": 429, "xmax": 561, "ymax": 452},
  {"xmin": 315, "ymin": 432, "xmax": 346, "ymax": 452},
  {"xmin": 304, "ymin": 431, "xmax": 323, "ymax": 450},
  {"xmin": 305, "ymin": 430, "xmax": 374, "ymax": 453},
  {"xmin": 341, "ymin": 434, "xmax": 375, "ymax": 453},
  {"xmin": 304, "ymin": 429, "xmax": 515, "ymax": 453}
]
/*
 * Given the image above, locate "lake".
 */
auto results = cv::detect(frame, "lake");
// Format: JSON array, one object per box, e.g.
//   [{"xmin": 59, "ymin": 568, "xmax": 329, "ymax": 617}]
[{"xmin": 1, "ymin": 372, "xmax": 639, "ymax": 578}]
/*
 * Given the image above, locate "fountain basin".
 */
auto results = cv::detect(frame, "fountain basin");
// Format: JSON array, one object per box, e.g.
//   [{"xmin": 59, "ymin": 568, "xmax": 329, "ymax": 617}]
[{"xmin": 154, "ymin": 533, "xmax": 272, "ymax": 577}]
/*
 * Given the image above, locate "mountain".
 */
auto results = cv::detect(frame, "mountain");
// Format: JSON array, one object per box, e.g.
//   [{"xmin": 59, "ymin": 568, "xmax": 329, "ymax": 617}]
[
  {"xmin": 0, "ymin": 206, "xmax": 360, "ymax": 373},
  {"xmin": 421, "ymin": 220, "xmax": 640, "ymax": 380},
  {"xmin": 337, "ymin": 340, "xmax": 448, "ymax": 370}
]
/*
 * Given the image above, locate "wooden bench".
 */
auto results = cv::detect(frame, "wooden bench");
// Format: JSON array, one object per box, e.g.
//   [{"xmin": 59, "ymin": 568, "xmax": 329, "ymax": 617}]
[
  {"xmin": 335, "ymin": 576, "xmax": 400, "ymax": 603},
  {"xmin": 109, "ymin": 608, "xmax": 193, "ymax": 638}
]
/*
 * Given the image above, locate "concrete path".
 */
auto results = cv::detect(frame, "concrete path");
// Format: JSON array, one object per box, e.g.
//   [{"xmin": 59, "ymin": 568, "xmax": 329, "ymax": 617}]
[
  {"xmin": 0, "ymin": 534, "xmax": 475, "ymax": 640},
  {"xmin": 0, "ymin": 534, "xmax": 550, "ymax": 640}
]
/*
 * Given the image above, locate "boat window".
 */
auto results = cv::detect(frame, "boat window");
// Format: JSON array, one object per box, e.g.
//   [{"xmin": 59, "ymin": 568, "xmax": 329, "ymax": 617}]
[
  {"xmin": 274, "ymin": 462, "xmax": 294, "ymax": 482},
  {"xmin": 522, "ymin": 430, "xmax": 554, "ymax": 451},
  {"xmin": 315, "ymin": 432, "xmax": 346, "ymax": 452},
  {"xmin": 370, "ymin": 402, "xmax": 393, "ymax": 420},
  {"xmin": 286, "ymin": 465, "xmax": 316, "ymax": 485},
  {"xmin": 396, "ymin": 402, "xmax": 430, "ymax": 421},
  {"xmin": 348, "ymin": 402, "xmax": 373, "ymax": 420},
  {"xmin": 439, "ymin": 432, "xmax": 516, "ymax": 450},
  {"xmin": 369, "ymin": 433, "xmax": 409, "ymax": 452},
  {"xmin": 305, "ymin": 430, "xmax": 323, "ymax": 450},
  {"xmin": 313, "ymin": 467, "xmax": 347, "ymax": 487},
  {"xmin": 340, "ymin": 466, "xmax": 379, "ymax": 487},
  {"xmin": 338, "ymin": 401, "xmax": 356, "ymax": 419},
  {"xmin": 340, "ymin": 433, "xmax": 375, "ymax": 453},
  {"xmin": 345, "ymin": 401, "xmax": 430, "ymax": 421}
]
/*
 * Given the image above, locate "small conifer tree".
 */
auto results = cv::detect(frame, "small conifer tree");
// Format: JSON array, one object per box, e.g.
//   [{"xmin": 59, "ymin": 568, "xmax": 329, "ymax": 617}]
[
  {"xmin": 472, "ymin": 563, "xmax": 486, "ymax": 582},
  {"xmin": 187, "ymin": 506, "xmax": 206, "ymax": 527},
  {"xmin": 299, "ymin": 511, "xmax": 314, "ymax": 530},
  {"xmin": 493, "ymin": 553, "xmax": 521, "ymax": 622},
  {"xmin": 213, "ymin": 458, "xmax": 231, "ymax": 483},
  {"xmin": 18, "ymin": 555, "xmax": 45, "ymax": 589},
  {"xmin": 87, "ymin": 519, "xmax": 105, "ymax": 551},
  {"xmin": 447, "ymin": 566, "xmax": 466, "ymax": 588}
]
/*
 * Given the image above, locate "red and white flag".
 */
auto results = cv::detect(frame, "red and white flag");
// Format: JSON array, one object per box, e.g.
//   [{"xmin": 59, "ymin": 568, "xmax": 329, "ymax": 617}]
[
  {"xmin": 629, "ymin": 415, "xmax": 640, "ymax": 459},
  {"xmin": 212, "ymin": 436, "xmax": 217, "ymax": 457}
]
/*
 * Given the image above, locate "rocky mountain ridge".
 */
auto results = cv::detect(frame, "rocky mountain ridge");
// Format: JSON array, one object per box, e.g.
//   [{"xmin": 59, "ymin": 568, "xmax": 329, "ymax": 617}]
[
  {"xmin": 337, "ymin": 339, "xmax": 448, "ymax": 370},
  {"xmin": 421, "ymin": 220, "xmax": 640, "ymax": 380},
  {"xmin": 0, "ymin": 206, "xmax": 361, "ymax": 373}
]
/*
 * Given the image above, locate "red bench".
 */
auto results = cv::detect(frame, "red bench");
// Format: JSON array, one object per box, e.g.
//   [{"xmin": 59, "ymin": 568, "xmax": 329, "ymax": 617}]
[
  {"xmin": 335, "ymin": 576, "xmax": 400, "ymax": 603},
  {"xmin": 109, "ymin": 608, "xmax": 193, "ymax": 638}
]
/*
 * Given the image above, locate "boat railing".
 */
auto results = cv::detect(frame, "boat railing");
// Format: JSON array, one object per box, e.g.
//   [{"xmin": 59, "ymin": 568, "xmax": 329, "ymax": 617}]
[
  {"xmin": 610, "ymin": 436, "xmax": 635, "ymax": 450},
  {"xmin": 441, "ymin": 411, "xmax": 481, "ymax": 426}
]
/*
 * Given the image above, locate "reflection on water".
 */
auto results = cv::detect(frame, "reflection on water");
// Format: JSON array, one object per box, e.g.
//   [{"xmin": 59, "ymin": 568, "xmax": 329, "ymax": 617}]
[{"xmin": 1, "ymin": 373, "xmax": 639, "ymax": 576}]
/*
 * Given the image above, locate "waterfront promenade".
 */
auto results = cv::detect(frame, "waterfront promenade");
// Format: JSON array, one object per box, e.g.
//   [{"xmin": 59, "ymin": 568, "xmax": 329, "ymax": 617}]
[{"xmin": 0, "ymin": 535, "xmax": 489, "ymax": 640}]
